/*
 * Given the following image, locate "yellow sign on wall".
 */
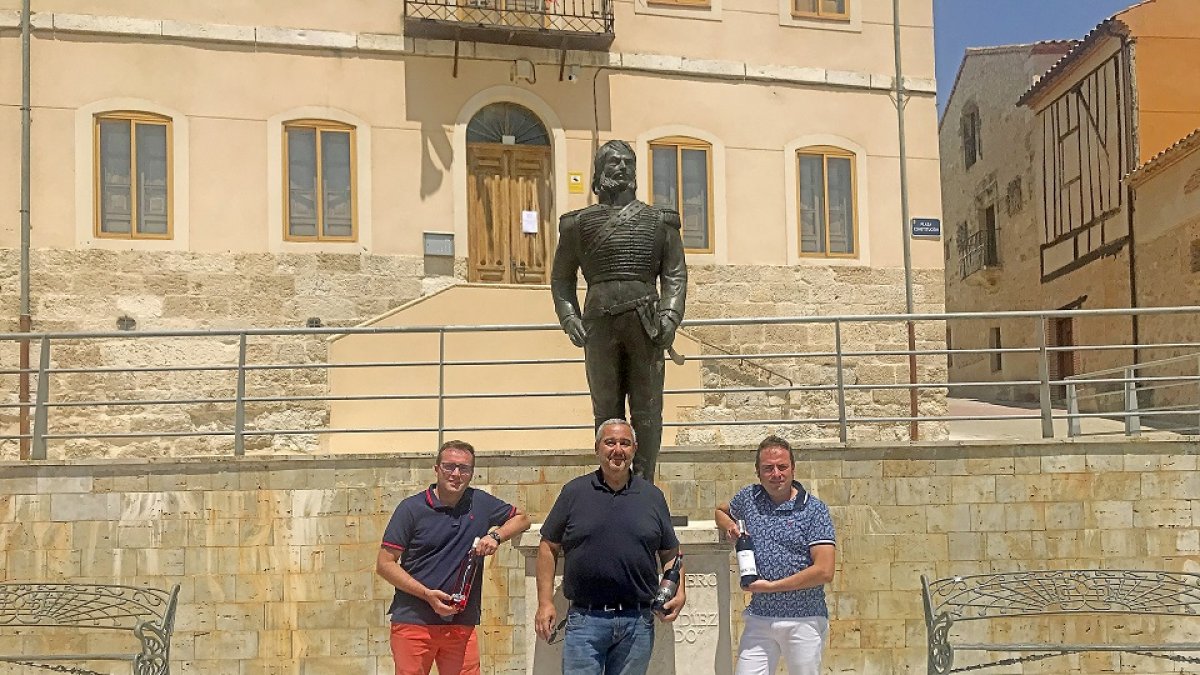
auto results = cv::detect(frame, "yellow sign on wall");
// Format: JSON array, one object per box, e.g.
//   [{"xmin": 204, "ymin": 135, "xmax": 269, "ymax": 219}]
[{"xmin": 568, "ymin": 172, "xmax": 585, "ymax": 194}]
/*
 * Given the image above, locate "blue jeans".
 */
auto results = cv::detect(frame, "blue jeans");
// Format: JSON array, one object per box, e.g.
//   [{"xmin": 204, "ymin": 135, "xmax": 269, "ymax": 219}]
[{"xmin": 561, "ymin": 606, "xmax": 655, "ymax": 675}]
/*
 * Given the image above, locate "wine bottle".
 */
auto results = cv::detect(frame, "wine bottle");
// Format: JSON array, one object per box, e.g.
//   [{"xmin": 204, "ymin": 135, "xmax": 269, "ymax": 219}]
[
  {"xmin": 736, "ymin": 520, "xmax": 759, "ymax": 588},
  {"xmin": 651, "ymin": 553, "xmax": 684, "ymax": 614},
  {"xmin": 443, "ymin": 537, "xmax": 482, "ymax": 622}
]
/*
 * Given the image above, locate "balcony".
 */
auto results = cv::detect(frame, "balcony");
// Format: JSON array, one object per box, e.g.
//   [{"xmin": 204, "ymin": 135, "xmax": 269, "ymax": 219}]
[
  {"xmin": 957, "ymin": 228, "xmax": 1000, "ymax": 279},
  {"xmin": 403, "ymin": 0, "xmax": 614, "ymax": 51}
]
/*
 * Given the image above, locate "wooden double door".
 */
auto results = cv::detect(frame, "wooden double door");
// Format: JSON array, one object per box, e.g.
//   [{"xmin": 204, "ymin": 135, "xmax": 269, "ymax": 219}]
[{"xmin": 467, "ymin": 143, "xmax": 553, "ymax": 284}]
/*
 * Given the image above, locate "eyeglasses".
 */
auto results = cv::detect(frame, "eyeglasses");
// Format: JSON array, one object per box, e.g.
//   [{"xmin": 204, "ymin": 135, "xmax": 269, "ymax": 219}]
[{"xmin": 438, "ymin": 462, "xmax": 475, "ymax": 475}]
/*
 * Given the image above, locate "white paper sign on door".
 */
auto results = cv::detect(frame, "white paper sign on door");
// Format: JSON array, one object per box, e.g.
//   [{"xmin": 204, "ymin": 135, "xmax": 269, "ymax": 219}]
[{"xmin": 521, "ymin": 211, "xmax": 539, "ymax": 234}]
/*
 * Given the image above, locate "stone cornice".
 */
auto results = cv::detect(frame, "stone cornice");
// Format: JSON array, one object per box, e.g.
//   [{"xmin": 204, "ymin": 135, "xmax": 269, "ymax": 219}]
[{"xmin": 0, "ymin": 10, "xmax": 936, "ymax": 95}]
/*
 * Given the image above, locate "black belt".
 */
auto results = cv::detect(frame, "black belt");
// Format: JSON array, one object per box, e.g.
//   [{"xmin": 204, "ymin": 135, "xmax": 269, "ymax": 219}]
[
  {"xmin": 584, "ymin": 293, "xmax": 656, "ymax": 318},
  {"xmin": 571, "ymin": 601, "xmax": 653, "ymax": 612}
]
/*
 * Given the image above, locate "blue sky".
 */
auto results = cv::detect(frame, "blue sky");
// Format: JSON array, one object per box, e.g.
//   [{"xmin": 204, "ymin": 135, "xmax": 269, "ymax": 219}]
[{"xmin": 934, "ymin": 0, "xmax": 1138, "ymax": 111}]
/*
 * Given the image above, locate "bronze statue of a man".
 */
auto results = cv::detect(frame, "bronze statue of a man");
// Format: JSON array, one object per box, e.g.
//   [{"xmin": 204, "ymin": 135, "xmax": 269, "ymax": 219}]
[{"xmin": 551, "ymin": 140, "xmax": 688, "ymax": 482}]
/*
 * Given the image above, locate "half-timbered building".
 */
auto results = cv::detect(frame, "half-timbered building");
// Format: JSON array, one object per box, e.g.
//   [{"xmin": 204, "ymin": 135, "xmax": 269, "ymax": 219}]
[{"xmin": 943, "ymin": 0, "xmax": 1200, "ymax": 399}]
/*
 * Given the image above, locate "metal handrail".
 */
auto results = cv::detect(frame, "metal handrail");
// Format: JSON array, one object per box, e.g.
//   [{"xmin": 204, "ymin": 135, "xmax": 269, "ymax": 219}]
[
  {"xmin": 1064, "ymin": 352, "xmax": 1200, "ymax": 380},
  {"xmin": 8, "ymin": 305, "xmax": 1200, "ymax": 459},
  {"xmin": 3, "ymin": 304, "xmax": 1200, "ymax": 341},
  {"xmin": 1064, "ymin": 352, "xmax": 1200, "ymax": 438}
]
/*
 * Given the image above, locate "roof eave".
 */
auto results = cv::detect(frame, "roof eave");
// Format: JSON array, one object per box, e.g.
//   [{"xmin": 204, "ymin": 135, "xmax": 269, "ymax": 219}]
[{"xmin": 1017, "ymin": 19, "xmax": 1130, "ymax": 109}]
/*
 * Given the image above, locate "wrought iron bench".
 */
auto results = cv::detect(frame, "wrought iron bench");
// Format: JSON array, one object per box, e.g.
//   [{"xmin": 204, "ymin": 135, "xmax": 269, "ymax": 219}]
[
  {"xmin": 922, "ymin": 570, "xmax": 1200, "ymax": 674},
  {"xmin": 0, "ymin": 583, "xmax": 179, "ymax": 675}
]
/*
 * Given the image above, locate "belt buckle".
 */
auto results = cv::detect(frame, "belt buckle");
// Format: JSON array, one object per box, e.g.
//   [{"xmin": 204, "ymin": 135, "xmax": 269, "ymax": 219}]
[{"xmin": 601, "ymin": 603, "xmax": 622, "ymax": 612}]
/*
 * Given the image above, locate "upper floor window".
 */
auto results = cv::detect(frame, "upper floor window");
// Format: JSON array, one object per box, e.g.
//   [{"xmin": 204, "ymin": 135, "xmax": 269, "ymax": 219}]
[
  {"xmin": 793, "ymin": 0, "xmax": 847, "ymax": 19},
  {"xmin": 649, "ymin": 136, "xmax": 713, "ymax": 253},
  {"xmin": 284, "ymin": 120, "xmax": 356, "ymax": 242},
  {"xmin": 962, "ymin": 105, "xmax": 982, "ymax": 169},
  {"xmin": 798, "ymin": 146, "xmax": 856, "ymax": 257},
  {"xmin": 95, "ymin": 112, "xmax": 171, "ymax": 239}
]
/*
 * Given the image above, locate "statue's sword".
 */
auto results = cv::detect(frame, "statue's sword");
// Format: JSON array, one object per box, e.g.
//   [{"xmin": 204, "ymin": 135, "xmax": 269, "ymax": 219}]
[{"xmin": 666, "ymin": 346, "xmax": 685, "ymax": 366}]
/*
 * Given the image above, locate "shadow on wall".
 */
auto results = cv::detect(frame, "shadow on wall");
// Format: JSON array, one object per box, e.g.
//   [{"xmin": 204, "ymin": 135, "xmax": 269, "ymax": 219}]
[
  {"xmin": 421, "ymin": 121, "xmax": 452, "ymax": 199},
  {"xmin": 402, "ymin": 61, "xmax": 458, "ymax": 200}
]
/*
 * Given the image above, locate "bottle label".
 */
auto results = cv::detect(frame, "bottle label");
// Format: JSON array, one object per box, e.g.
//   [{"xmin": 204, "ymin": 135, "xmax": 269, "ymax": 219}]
[{"xmin": 736, "ymin": 550, "xmax": 757, "ymax": 576}]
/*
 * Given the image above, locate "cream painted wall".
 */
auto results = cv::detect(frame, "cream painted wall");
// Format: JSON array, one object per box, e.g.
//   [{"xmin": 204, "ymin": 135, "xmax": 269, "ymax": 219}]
[
  {"xmin": 607, "ymin": 72, "xmax": 942, "ymax": 268},
  {"xmin": 0, "ymin": 0, "xmax": 934, "ymax": 78},
  {"xmin": 1136, "ymin": 156, "xmax": 1200, "ymax": 245},
  {"xmin": 190, "ymin": 117, "xmax": 265, "ymax": 252},
  {"xmin": 325, "ymin": 285, "xmax": 704, "ymax": 452},
  {"xmin": 0, "ymin": 37, "xmax": 942, "ymax": 269},
  {"xmin": 0, "ymin": 0, "xmax": 407, "ymax": 35}
]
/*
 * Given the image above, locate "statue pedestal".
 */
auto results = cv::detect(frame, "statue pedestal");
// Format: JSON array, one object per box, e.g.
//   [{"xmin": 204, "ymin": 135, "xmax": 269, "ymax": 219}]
[{"xmin": 515, "ymin": 521, "xmax": 734, "ymax": 675}]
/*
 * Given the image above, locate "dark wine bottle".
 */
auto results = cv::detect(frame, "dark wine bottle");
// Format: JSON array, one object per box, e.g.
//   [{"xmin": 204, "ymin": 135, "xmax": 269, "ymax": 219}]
[
  {"xmin": 651, "ymin": 553, "xmax": 684, "ymax": 613},
  {"xmin": 736, "ymin": 520, "xmax": 759, "ymax": 588},
  {"xmin": 443, "ymin": 537, "xmax": 482, "ymax": 622}
]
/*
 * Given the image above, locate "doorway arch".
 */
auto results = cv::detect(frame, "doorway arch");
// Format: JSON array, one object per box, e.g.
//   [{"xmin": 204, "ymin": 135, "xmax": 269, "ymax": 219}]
[{"xmin": 465, "ymin": 102, "xmax": 553, "ymax": 284}]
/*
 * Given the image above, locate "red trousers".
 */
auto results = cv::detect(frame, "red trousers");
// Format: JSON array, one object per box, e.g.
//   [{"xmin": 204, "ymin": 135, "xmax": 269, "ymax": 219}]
[{"xmin": 390, "ymin": 623, "xmax": 481, "ymax": 675}]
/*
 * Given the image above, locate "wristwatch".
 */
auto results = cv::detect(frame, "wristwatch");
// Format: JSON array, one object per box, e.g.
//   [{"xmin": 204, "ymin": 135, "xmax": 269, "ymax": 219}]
[{"xmin": 487, "ymin": 531, "xmax": 503, "ymax": 544}]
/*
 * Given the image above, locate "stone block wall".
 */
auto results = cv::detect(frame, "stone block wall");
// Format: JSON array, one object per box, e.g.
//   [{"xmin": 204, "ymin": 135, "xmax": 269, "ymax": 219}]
[
  {"xmin": 0, "ymin": 250, "xmax": 947, "ymax": 459},
  {"xmin": 682, "ymin": 265, "xmax": 948, "ymax": 444},
  {"xmin": 3, "ymin": 439, "xmax": 1200, "ymax": 674},
  {"xmin": 0, "ymin": 249, "xmax": 435, "ymax": 459}
]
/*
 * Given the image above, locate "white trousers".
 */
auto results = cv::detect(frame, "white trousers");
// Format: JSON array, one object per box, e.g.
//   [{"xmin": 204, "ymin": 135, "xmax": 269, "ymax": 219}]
[{"xmin": 734, "ymin": 613, "xmax": 828, "ymax": 675}]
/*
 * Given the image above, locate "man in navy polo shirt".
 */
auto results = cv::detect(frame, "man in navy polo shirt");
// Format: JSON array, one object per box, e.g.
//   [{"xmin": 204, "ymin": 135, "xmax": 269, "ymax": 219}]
[
  {"xmin": 376, "ymin": 439, "xmax": 530, "ymax": 675},
  {"xmin": 534, "ymin": 418, "xmax": 685, "ymax": 675},
  {"xmin": 715, "ymin": 435, "xmax": 836, "ymax": 675}
]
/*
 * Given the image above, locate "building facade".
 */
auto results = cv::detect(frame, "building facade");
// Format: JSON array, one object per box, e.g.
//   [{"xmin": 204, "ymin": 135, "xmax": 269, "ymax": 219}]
[
  {"xmin": 942, "ymin": 0, "xmax": 1200, "ymax": 402},
  {"xmin": 1127, "ymin": 131, "xmax": 1200, "ymax": 416},
  {"xmin": 0, "ymin": 0, "xmax": 945, "ymax": 455},
  {"xmin": 940, "ymin": 41, "xmax": 1073, "ymax": 401}
]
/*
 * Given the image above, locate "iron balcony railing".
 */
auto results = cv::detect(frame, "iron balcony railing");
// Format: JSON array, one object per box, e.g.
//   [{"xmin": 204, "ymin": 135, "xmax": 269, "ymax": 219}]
[
  {"xmin": 4, "ymin": 305, "xmax": 1200, "ymax": 460},
  {"xmin": 957, "ymin": 228, "xmax": 1000, "ymax": 279},
  {"xmin": 403, "ymin": 0, "xmax": 614, "ymax": 50}
]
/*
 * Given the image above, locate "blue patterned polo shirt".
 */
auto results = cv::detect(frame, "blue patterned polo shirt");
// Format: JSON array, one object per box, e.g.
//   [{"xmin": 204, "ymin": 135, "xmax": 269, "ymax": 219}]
[{"xmin": 729, "ymin": 480, "xmax": 836, "ymax": 618}]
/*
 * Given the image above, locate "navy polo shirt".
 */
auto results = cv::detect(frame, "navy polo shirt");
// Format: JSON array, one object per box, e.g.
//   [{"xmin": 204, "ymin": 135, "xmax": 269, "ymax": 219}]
[
  {"xmin": 381, "ymin": 485, "xmax": 516, "ymax": 625},
  {"xmin": 541, "ymin": 470, "xmax": 679, "ymax": 606}
]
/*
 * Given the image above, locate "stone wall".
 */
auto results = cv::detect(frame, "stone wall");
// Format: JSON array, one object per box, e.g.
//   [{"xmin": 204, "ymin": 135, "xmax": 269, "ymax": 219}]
[
  {"xmin": 0, "ymin": 250, "xmax": 946, "ymax": 458},
  {"xmin": 940, "ymin": 47, "xmax": 1061, "ymax": 402},
  {"xmin": 3, "ymin": 439, "xmax": 1199, "ymax": 674},
  {"xmin": 0, "ymin": 249, "xmax": 434, "ymax": 459},
  {"xmin": 684, "ymin": 265, "xmax": 948, "ymax": 444}
]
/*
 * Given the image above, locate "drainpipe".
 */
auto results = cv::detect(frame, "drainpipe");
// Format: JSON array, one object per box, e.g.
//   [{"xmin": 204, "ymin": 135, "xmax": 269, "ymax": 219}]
[
  {"xmin": 18, "ymin": 0, "xmax": 31, "ymax": 459},
  {"xmin": 893, "ymin": 0, "xmax": 919, "ymax": 440},
  {"xmin": 1122, "ymin": 36, "xmax": 1140, "ymax": 365}
]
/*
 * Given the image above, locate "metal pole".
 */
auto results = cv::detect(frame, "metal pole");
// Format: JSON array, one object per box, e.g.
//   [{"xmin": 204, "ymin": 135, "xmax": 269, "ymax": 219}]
[
  {"xmin": 18, "ymin": 0, "xmax": 31, "ymax": 459},
  {"xmin": 30, "ymin": 337, "xmax": 49, "ymax": 460},
  {"xmin": 1036, "ymin": 317, "xmax": 1054, "ymax": 439},
  {"xmin": 1066, "ymin": 382, "xmax": 1080, "ymax": 438},
  {"xmin": 834, "ymin": 320, "xmax": 848, "ymax": 443},
  {"xmin": 893, "ymin": 0, "xmax": 918, "ymax": 440},
  {"xmin": 234, "ymin": 333, "xmax": 246, "ymax": 456},
  {"xmin": 1123, "ymin": 366, "xmax": 1140, "ymax": 437},
  {"xmin": 437, "ymin": 329, "xmax": 446, "ymax": 446}
]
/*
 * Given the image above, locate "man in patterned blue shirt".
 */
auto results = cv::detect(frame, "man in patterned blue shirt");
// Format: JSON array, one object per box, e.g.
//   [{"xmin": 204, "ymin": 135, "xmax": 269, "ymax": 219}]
[{"xmin": 715, "ymin": 435, "xmax": 836, "ymax": 675}]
